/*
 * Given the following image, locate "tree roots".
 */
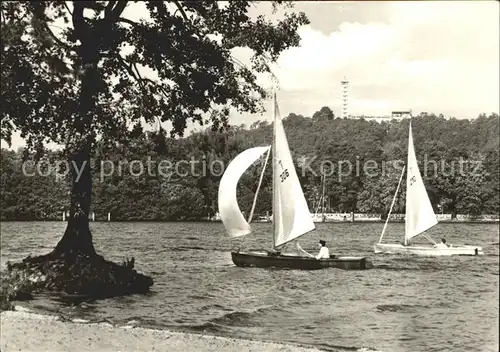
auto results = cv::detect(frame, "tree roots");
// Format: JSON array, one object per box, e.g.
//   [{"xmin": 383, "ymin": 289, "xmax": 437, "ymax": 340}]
[{"xmin": 1, "ymin": 251, "xmax": 154, "ymax": 309}]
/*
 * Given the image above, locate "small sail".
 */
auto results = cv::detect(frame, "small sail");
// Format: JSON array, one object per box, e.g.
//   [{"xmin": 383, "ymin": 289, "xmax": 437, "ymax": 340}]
[
  {"xmin": 405, "ymin": 122, "xmax": 438, "ymax": 242},
  {"xmin": 273, "ymin": 97, "xmax": 316, "ymax": 247},
  {"xmin": 218, "ymin": 146, "xmax": 271, "ymax": 237}
]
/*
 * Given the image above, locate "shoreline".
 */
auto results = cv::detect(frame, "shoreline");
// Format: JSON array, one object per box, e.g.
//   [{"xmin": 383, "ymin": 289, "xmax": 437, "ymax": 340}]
[{"xmin": 1, "ymin": 307, "xmax": 328, "ymax": 352}]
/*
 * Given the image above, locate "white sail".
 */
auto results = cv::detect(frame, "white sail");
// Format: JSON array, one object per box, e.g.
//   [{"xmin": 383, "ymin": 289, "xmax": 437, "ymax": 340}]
[
  {"xmin": 273, "ymin": 96, "xmax": 316, "ymax": 247},
  {"xmin": 218, "ymin": 146, "xmax": 271, "ymax": 237},
  {"xmin": 404, "ymin": 122, "xmax": 438, "ymax": 242}
]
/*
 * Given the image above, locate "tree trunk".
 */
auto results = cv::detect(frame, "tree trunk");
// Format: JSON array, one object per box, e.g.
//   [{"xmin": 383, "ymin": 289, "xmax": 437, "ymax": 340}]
[
  {"xmin": 53, "ymin": 4, "xmax": 100, "ymax": 257},
  {"xmin": 53, "ymin": 149, "xmax": 95, "ymax": 257}
]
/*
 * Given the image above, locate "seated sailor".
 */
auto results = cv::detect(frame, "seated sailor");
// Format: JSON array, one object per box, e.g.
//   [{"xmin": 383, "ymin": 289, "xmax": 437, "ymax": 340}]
[
  {"xmin": 433, "ymin": 238, "xmax": 449, "ymax": 249},
  {"xmin": 316, "ymin": 240, "xmax": 330, "ymax": 259}
]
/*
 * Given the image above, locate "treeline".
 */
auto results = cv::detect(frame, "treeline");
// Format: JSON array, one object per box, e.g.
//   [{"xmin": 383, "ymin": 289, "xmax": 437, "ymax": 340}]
[{"xmin": 1, "ymin": 110, "xmax": 499, "ymax": 221}]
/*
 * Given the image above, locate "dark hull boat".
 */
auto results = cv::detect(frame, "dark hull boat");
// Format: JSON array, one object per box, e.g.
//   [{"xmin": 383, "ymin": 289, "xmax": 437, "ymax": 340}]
[
  {"xmin": 218, "ymin": 95, "xmax": 367, "ymax": 271},
  {"xmin": 231, "ymin": 251, "xmax": 369, "ymax": 270}
]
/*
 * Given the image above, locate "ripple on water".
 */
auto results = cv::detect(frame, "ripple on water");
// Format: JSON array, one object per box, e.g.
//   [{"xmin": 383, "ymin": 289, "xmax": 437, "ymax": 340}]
[{"xmin": 1, "ymin": 221, "xmax": 499, "ymax": 352}]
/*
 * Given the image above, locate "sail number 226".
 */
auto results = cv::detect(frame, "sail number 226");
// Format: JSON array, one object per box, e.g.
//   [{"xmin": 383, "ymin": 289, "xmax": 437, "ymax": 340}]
[
  {"xmin": 280, "ymin": 169, "xmax": 289, "ymax": 183},
  {"xmin": 409, "ymin": 175, "xmax": 416, "ymax": 186},
  {"xmin": 278, "ymin": 160, "xmax": 289, "ymax": 183}
]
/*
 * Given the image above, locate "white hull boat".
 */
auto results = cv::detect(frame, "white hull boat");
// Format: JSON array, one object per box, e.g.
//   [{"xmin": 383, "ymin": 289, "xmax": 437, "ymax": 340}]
[
  {"xmin": 374, "ymin": 121, "xmax": 484, "ymax": 257},
  {"xmin": 373, "ymin": 243, "xmax": 483, "ymax": 256}
]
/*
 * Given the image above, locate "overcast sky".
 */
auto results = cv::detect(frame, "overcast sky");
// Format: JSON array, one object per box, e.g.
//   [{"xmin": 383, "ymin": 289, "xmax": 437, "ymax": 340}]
[{"xmin": 2, "ymin": 1, "xmax": 499, "ymax": 150}]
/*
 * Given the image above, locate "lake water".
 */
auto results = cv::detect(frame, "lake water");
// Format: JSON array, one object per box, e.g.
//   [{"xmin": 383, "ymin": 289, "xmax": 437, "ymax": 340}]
[{"xmin": 1, "ymin": 221, "xmax": 498, "ymax": 352}]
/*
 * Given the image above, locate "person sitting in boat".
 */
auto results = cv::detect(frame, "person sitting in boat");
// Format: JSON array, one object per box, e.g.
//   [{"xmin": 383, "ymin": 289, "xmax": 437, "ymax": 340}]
[
  {"xmin": 316, "ymin": 240, "xmax": 330, "ymax": 259},
  {"xmin": 433, "ymin": 238, "xmax": 449, "ymax": 249}
]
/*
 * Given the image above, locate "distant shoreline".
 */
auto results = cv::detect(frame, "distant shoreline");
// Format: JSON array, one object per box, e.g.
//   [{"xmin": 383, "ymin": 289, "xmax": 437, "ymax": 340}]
[{"xmin": 0, "ymin": 219, "xmax": 498, "ymax": 224}]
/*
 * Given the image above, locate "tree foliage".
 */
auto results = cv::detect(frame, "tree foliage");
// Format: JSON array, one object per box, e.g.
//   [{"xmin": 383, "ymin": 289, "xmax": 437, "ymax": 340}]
[{"xmin": 1, "ymin": 1, "xmax": 308, "ymax": 147}]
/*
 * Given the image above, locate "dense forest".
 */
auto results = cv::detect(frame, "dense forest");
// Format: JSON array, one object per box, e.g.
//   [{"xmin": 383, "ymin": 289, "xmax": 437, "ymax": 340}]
[{"xmin": 1, "ymin": 109, "xmax": 499, "ymax": 221}]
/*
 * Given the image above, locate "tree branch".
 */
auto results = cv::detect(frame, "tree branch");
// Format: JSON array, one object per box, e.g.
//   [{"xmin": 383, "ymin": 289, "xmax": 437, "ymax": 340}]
[
  {"xmin": 117, "ymin": 17, "xmax": 139, "ymax": 28},
  {"xmin": 72, "ymin": 2, "xmax": 87, "ymax": 40},
  {"xmin": 171, "ymin": 0, "xmax": 189, "ymax": 21},
  {"xmin": 132, "ymin": 62, "xmax": 146, "ymax": 88},
  {"xmin": 106, "ymin": 1, "xmax": 128, "ymax": 23},
  {"xmin": 105, "ymin": 1, "xmax": 117, "ymax": 18},
  {"xmin": 109, "ymin": 52, "xmax": 139, "ymax": 80},
  {"xmin": 110, "ymin": 53, "xmax": 163, "ymax": 97},
  {"xmin": 111, "ymin": 52, "xmax": 169, "ymax": 99},
  {"xmin": 63, "ymin": 2, "xmax": 73, "ymax": 16},
  {"xmin": 104, "ymin": 53, "xmax": 170, "ymax": 127},
  {"xmin": 41, "ymin": 22, "xmax": 75, "ymax": 51}
]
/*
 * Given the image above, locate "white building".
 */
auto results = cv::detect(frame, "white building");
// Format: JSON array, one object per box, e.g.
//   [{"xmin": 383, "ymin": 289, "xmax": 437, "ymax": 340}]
[{"xmin": 391, "ymin": 110, "xmax": 412, "ymax": 119}]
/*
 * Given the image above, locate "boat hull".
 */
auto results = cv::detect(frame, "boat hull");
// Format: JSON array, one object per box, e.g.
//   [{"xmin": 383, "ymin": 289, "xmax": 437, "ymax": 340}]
[
  {"xmin": 231, "ymin": 251, "xmax": 369, "ymax": 270},
  {"xmin": 373, "ymin": 243, "xmax": 484, "ymax": 256}
]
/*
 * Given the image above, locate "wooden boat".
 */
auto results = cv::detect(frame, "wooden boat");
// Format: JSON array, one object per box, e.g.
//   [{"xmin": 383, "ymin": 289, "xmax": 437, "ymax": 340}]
[
  {"xmin": 374, "ymin": 121, "xmax": 484, "ymax": 257},
  {"xmin": 231, "ymin": 251, "xmax": 369, "ymax": 270},
  {"xmin": 218, "ymin": 94, "xmax": 368, "ymax": 270}
]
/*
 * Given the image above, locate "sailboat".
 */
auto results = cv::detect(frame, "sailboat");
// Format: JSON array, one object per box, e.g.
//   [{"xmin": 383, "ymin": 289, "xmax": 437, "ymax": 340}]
[
  {"xmin": 374, "ymin": 121, "xmax": 483, "ymax": 256},
  {"xmin": 218, "ymin": 94, "xmax": 369, "ymax": 270}
]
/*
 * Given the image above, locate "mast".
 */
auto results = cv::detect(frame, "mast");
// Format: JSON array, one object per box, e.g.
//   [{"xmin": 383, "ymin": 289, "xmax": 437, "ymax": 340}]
[
  {"xmin": 378, "ymin": 165, "xmax": 405, "ymax": 243},
  {"xmin": 321, "ymin": 173, "xmax": 326, "ymax": 220},
  {"xmin": 404, "ymin": 120, "xmax": 413, "ymax": 246},
  {"xmin": 272, "ymin": 93, "xmax": 278, "ymax": 249},
  {"xmin": 247, "ymin": 148, "xmax": 271, "ymax": 223},
  {"xmin": 404, "ymin": 120, "xmax": 412, "ymax": 246}
]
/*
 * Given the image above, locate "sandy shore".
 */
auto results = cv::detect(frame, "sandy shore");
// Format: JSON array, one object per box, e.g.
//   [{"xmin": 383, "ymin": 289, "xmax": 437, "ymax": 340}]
[{"xmin": 1, "ymin": 308, "xmax": 325, "ymax": 352}]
